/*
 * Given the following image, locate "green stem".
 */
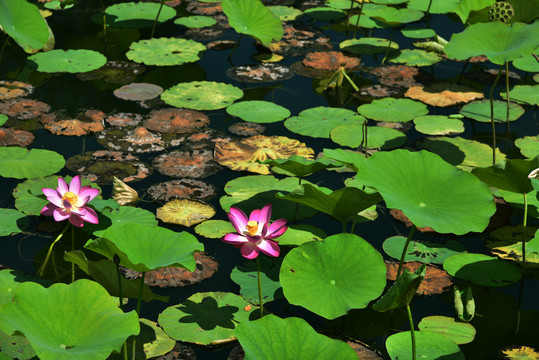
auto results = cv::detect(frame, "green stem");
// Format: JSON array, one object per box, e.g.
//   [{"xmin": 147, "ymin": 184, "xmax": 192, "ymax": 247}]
[
  {"xmin": 505, "ymin": 62, "xmax": 510, "ymax": 135},
  {"xmin": 71, "ymin": 225, "xmax": 75, "ymax": 283},
  {"xmin": 341, "ymin": 70, "xmax": 359, "ymax": 92},
  {"xmin": 522, "ymin": 192, "xmax": 527, "ymax": 266},
  {"xmin": 228, "ymin": 34, "xmax": 243, "ymax": 59},
  {"xmin": 406, "ymin": 304, "xmax": 417, "ymax": 360},
  {"xmin": 396, "ymin": 226, "xmax": 416, "ymax": 279},
  {"xmin": 131, "ymin": 272, "xmax": 145, "ymax": 360},
  {"xmin": 38, "ymin": 223, "xmax": 70, "ymax": 277},
  {"xmin": 115, "ymin": 255, "xmax": 124, "ymax": 312},
  {"xmin": 99, "ymin": 0, "xmax": 107, "ymax": 42},
  {"xmin": 293, "ymin": 178, "xmax": 302, "ymax": 225},
  {"xmin": 256, "ymin": 257, "xmax": 264, "ymax": 318},
  {"xmin": 425, "ymin": 0, "xmax": 433, "ymax": 28},
  {"xmin": 352, "ymin": 0, "xmax": 366, "ymax": 39},
  {"xmin": 381, "ymin": 27, "xmax": 394, "ymax": 65},
  {"xmin": 342, "ymin": 221, "xmax": 347, "ymax": 233},
  {"xmin": 151, "ymin": 0, "xmax": 165, "ymax": 38},
  {"xmin": 350, "ymin": 220, "xmax": 356, "ymax": 234},
  {"xmin": 489, "ymin": 64, "xmax": 503, "ymax": 165},
  {"xmin": 456, "ymin": 58, "xmax": 469, "ymax": 85}
]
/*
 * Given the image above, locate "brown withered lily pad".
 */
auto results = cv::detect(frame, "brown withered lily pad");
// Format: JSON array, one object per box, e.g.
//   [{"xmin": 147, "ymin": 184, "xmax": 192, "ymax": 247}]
[
  {"xmin": 40, "ymin": 109, "xmax": 105, "ymax": 136},
  {"xmin": 66, "ymin": 150, "xmax": 152, "ymax": 184},
  {"xmin": 153, "ymin": 342, "xmax": 196, "ymax": 360},
  {"xmin": 346, "ymin": 339, "xmax": 385, "ymax": 360},
  {"xmin": 226, "ymin": 63, "xmax": 294, "ymax": 83},
  {"xmin": 0, "ymin": 128, "xmax": 35, "ymax": 147},
  {"xmin": 0, "ymin": 98, "xmax": 51, "ymax": 121},
  {"xmin": 105, "ymin": 112, "xmax": 143, "ymax": 127},
  {"xmin": 405, "ymin": 83, "xmax": 484, "ymax": 107},
  {"xmin": 302, "ymin": 51, "xmax": 361, "ymax": 71},
  {"xmin": 186, "ymin": 25, "xmax": 226, "ymax": 41},
  {"xmin": 186, "ymin": 1, "xmax": 222, "ymax": 15},
  {"xmin": 370, "ymin": 65, "xmax": 434, "ymax": 88},
  {"xmin": 207, "ymin": 40, "xmax": 237, "ymax": 51},
  {"xmin": 0, "ymin": 80, "xmax": 34, "ymax": 100},
  {"xmin": 266, "ymin": 24, "xmax": 332, "ymax": 56},
  {"xmin": 77, "ymin": 60, "xmax": 145, "ymax": 84},
  {"xmin": 114, "ymin": 82, "xmax": 164, "ymax": 101},
  {"xmin": 386, "ymin": 261, "xmax": 453, "ymax": 296},
  {"xmin": 144, "ymin": 108, "xmax": 210, "ymax": 134},
  {"xmin": 153, "ymin": 148, "xmax": 223, "ymax": 178},
  {"xmin": 148, "ymin": 179, "xmax": 217, "ymax": 202},
  {"xmin": 355, "ymin": 85, "xmax": 402, "ymax": 100},
  {"xmin": 389, "ymin": 209, "xmax": 435, "ymax": 233},
  {"xmin": 123, "ymin": 252, "xmax": 218, "ymax": 288},
  {"xmin": 97, "ymin": 126, "xmax": 184, "ymax": 153},
  {"xmin": 156, "ymin": 199, "xmax": 216, "ymax": 226},
  {"xmin": 228, "ymin": 122, "xmax": 266, "ymax": 136},
  {"xmin": 185, "ymin": 129, "xmax": 231, "ymax": 150},
  {"xmin": 465, "ymin": 68, "xmax": 520, "ymax": 85},
  {"xmin": 214, "ymin": 135, "xmax": 314, "ymax": 175}
]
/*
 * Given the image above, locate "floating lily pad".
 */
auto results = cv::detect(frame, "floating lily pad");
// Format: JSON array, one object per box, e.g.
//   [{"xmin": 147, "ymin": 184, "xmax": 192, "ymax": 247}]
[
  {"xmin": 148, "ymin": 179, "xmax": 217, "ymax": 203},
  {"xmin": 226, "ymin": 100, "xmax": 290, "ymax": 123},
  {"xmin": 174, "ymin": 15, "xmax": 217, "ymax": 28},
  {"xmin": 358, "ymin": 98, "xmax": 428, "ymax": 123},
  {"xmin": 413, "ymin": 116, "xmax": 464, "ymax": 135},
  {"xmin": 222, "ymin": 0, "xmax": 283, "ymax": 46},
  {"xmin": 0, "ymin": 280, "xmax": 140, "ymax": 360},
  {"xmin": 235, "ymin": 314, "xmax": 358, "ymax": 360},
  {"xmin": 370, "ymin": 6, "xmax": 424, "ymax": 25},
  {"xmin": 459, "ymin": 100, "xmax": 524, "ymax": 123},
  {"xmin": 388, "ymin": 49, "xmax": 441, "ymax": 67},
  {"xmin": 0, "ymin": 115, "xmax": 6, "ymax": 126},
  {"xmin": 153, "ymin": 149, "xmax": 222, "ymax": 178},
  {"xmin": 401, "ymin": 27, "xmax": 436, "ymax": 39},
  {"xmin": 406, "ymin": 83, "xmax": 483, "ymax": 107},
  {"xmin": 340, "ymin": 37, "xmax": 399, "ymax": 55},
  {"xmin": 513, "ymin": 51, "xmax": 539, "ymax": 72},
  {"xmin": 276, "ymin": 224, "xmax": 326, "ymax": 246},
  {"xmin": 386, "ymin": 331, "xmax": 464, "ymax": 360},
  {"xmin": 408, "ymin": 0, "xmax": 459, "ymax": 13},
  {"xmin": 443, "ymin": 253, "xmax": 521, "ymax": 287},
  {"xmin": 515, "ymin": 135, "xmax": 539, "ymax": 159},
  {"xmin": 383, "ymin": 236, "xmax": 467, "ymax": 264},
  {"xmin": 97, "ymin": 127, "xmax": 183, "ymax": 153},
  {"xmin": 261, "ymin": 155, "xmax": 338, "ymax": 177},
  {"xmin": 471, "ymin": 157, "xmax": 539, "ymax": 194},
  {"xmin": 144, "ymin": 107, "xmax": 210, "ymax": 134},
  {"xmin": 0, "ymin": 147, "xmax": 64, "ymax": 179},
  {"xmin": 502, "ymin": 346, "xmax": 539, "ymax": 360},
  {"xmin": 304, "ymin": 7, "xmax": 346, "ymax": 20},
  {"xmin": 114, "ymin": 83, "xmax": 163, "ymax": 101},
  {"xmin": 156, "ymin": 199, "xmax": 215, "ymax": 227},
  {"xmin": 104, "ymin": 2, "xmax": 176, "ymax": 28},
  {"xmin": 486, "ymin": 225, "xmax": 539, "ymax": 267},
  {"xmin": 226, "ymin": 63, "xmax": 293, "ymax": 83},
  {"xmin": 500, "ymin": 85, "xmax": 539, "ymax": 106},
  {"xmin": 280, "ymin": 233, "xmax": 386, "ymax": 319},
  {"xmin": 127, "ymin": 38, "xmax": 206, "ymax": 66},
  {"xmin": 418, "ymin": 136, "xmax": 506, "ymax": 170},
  {"xmin": 194, "ymin": 219, "xmax": 235, "ymax": 239},
  {"xmin": 0, "ymin": 80, "xmax": 34, "ymax": 100},
  {"xmin": 83, "ymin": 206, "xmax": 157, "ymax": 238},
  {"xmin": 0, "ymin": 329, "xmax": 35, "ymax": 360},
  {"xmin": 267, "ymin": 6, "xmax": 303, "ymax": 21},
  {"xmin": 162, "ymin": 81, "xmax": 243, "ymax": 110},
  {"xmin": 158, "ymin": 291, "xmax": 255, "ymax": 345},
  {"xmin": 330, "ymin": 124, "xmax": 407, "ymax": 149},
  {"xmin": 0, "ymin": 127, "xmax": 34, "ymax": 147},
  {"xmin": 230, "ymin": 256, "xmax": 282, "ymax": 305},
  {"xmin": 40, "ymin": 109, "xmax": 105, "ymax": 136},
  {"xmin": 347, "ymin": 14, "xmax": 380, "ymax": 29},
  {"xmin": 284, "ymin": 106, "xmax": 365, "ymax": 138},
  {"xmin": 28, "ymin": 49, "xmax": 107, "ymax": 73},
  {"xmin": 0, "ymin": 209, "xmax": 29, "ymax": 236},
  {"xmin": 356, "ymin": 149, "xmax": 496, "ymax": 234},
  {"xmin": 0, "ymin": 0, "xmax": 50, "ymax": 53}
]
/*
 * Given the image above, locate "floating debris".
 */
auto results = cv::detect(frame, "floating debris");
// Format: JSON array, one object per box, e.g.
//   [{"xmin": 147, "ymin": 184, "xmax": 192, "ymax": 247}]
[
  {"xmin": 156, "ymin": 198, "xmax": 216, "ymax": 226},
  {"xmin": 370, "ymin": 65, "xmax": 434, "ymax": 88},
  {"xmin": 227, "ymin": 63, "xmax": 294, "ymax": 83},
  {"xmin": 97, "ymin": 126, "xmax": 184, "ymax": 153},
  {"xmin": 228, "ymin": 122, "xmax": 266, "ymax": 136},
  {"xmin": 355, "ymin": 84, "xmax": 402, "ymax": 99},
  {"xmin": 0, "ymin": 128, "xmax": 35, "ymax": 147},
  {"xmin": 105, "ymin": 112, "xmax": 143, "ymax": 127},
  {"xmin": 302, "ymin": 51, "xmax": 361, "ymax": 71},
  {"xmin": 144, "ymin": 108, "xmax": 210, "ymax": 134},
  {"xmin": 266, "ymin": 24, "xmax": 332, "ymax": 56},
  {"xmin": 153, "ymin": 148, "xmax": 223, "ymax": 178},
  {"xmin": 76, "ymin": 60, "xmax": 145, "ymax": 84},
  {"xmin": 148, "ymin": 179, "xmax": 217, "ymax": 203},
  {"xmin": 40, "ymin": 109, "xmax": 105, "ymax": 136},
  {"xmin": 0, "ymin": 81, "xmax": 34, "ymax": 100},
  {"xmin": 186, "ymin": 1, "xmax": 223, "ymax": 15},
  {"xmin": 0, "ymin": 98, "xmax": 51, "ymax": 120}
]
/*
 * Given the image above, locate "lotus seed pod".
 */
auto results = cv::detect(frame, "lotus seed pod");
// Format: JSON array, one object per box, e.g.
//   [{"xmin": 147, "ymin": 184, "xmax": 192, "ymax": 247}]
[{"xmin": 489, "ymin": 2, "xmax": 514, "ymax": 23}]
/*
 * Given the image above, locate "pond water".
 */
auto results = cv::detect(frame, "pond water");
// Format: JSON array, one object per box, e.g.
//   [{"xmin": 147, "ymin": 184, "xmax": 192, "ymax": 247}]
[{"xmin": 0, "ymin": 0, "xmax": 538, "ymax": 359}]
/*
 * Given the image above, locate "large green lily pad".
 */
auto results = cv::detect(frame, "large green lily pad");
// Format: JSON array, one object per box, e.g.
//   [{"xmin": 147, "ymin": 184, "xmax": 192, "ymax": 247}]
[
  {"xmin": 0, "ymin": 280, "xmax": 140, "ymax": 360},
  {"xmin": 386, "ymin": 331, "xmax": 464, "ymax": 360},
  {"xmin": 276, "ymin": 224, "xmax": 326, "ymax": 246},
  {"xmin": 471, "ymin": 157, "xmax": 539, "ymax": 194},
  {"xmin": 370, "ymin": 6, "xmax": 424, "ymax": 25},
  {"xmin": 261, "ymin": 155, "xmax": 338, "ymax": 177},
  {"xmin": 226, "ymin": 100, "xmax": 290, "ymax": 123},
  {"xmin": 413, "ymin": 115, "xmax": 464, "ymax": 136},
  {"xmin": 104, "ymin": 2, "xmax": 176, "ymax": 28},
  {"xmin": 280, "ymin": 233, "xmax": 387, "ymax": 319},
  {"xmin": 162, "ymin": 81, "xmax": 243, "ymax": 110},
  {"xmin": 235, "ymin": 314, "xmax": 358, "ymax": 360},
  {"xmin": 340, "ymin": 37, "xmax": 399, "ymax": 55},
  {"xmin": 515, "ymin": 136, "xmax": 539, "ymax": 159},
  {"xmin": 418, "ymin": 316, "xmax": 476, "ymax": 345},
  {"xmin": 194, "ymin": 220, "xmax": 236, "ymax": 239},
  {"xmin": 500, "ymin": 85, "xmax": 539, "ymax": 106},
  {"xmin": 459, "ymin": 100, "xmax": 525, "ymax": 123},
  {"xmin": 28, "ymin": 49, "xmax": 107, "ymax": 73},
  {"xmin": 357, "ymin": 98, "xmax": 428, "ymax": 122},
  {"xmin": 83, "ymin": 206, "xmax": 157, "ymax": 237},
  {"xmin": 443, "ymin": 253, "xmax": 521, "ymax": 287},
  {"xmin": 0, "ymin": 147, "xmax": 64, "ymax": 179},
  {"xmin": 389, "ymin": 49, "xmax": 441, "ymax": 67},
  {"xmin": 330, "ymin": 124, "xmax": 407, "ymax": 149},
  {"xmin": 284, "ymin": 106, "xmax": 365, "ymax": 138},
  {"xmin": 356, "ymin": 149, "xmax": 496, "ymax": 234},
  {"xmin": 174, "ymin": 15, "xmax": 217, "ymax": 28},
  {"xmin": 126, "ymin": 38, "xmax": 206, "ymax": 66}
]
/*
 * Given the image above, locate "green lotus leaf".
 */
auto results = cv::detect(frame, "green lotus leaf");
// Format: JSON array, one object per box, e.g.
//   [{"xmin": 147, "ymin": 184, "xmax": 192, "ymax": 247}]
[
  {"xmin": 358, "ymin": 98, "xmax": 428, "ymax": 122},
  {"xmin": 444, "ymin": 21, "xmax": 539, "ymax": 65},
  {"xmin": 348, "ymin": 14, "xmax": 380, "ymax": 29},
  {"xmin": 304, "ymin": 7, "xmax": 346, "ymax": 21},
  {"xmin": 235, "ymin": 314, "xmax": 358, "ymax": 360},
  {"xmin": 513, "ymin": 50, "xmax": 539, "ymax": 72},
  {"xmin": 194, "ymin": 219, "xmax": 235, "ymax": 239},
  {"xmin": 0, "ymin": 0, "xmax": 50, "ymax": 53},
  {"xmin": 459, "ymin": 100, "xmax": 525, "ymax": 123},
  {"xmin": 230, "ymin": 256, "xmax": 282, "ymax": 305},
  {"xmin": 400, "ymin": 27, "xmax": 436, "ymax": 39},
  {"xmin": 284, "ymin": 106, "xmax": 365, "ymax": 138},
  {"xmin": 226, "ymin": 100, "xmax": 290, "ymax": 123},
  {"xmin": 407, "ymin": 0, "xmax": 460, "ymax": 13},
  {"xmin": 0, "ymin": 209, "xmax": 28, "ymax": 236},
  {"xmin": 418, "ymin": 136, "xmax": 506, "ymax": 170},
  {"xmin": 0, "ymin": 279, "xmax": 140, "ymax": 360},
  {"xmin": 443, "ymin": 253, "xmax": 521, "ymax": 286},
  {"xmin": 453, "ymin": 284, "xmax": 475, "ymax": 322},
  {"xmin": 371, "ymin": 0, "xmax": 409, "ymax": 4},
  {"xmin": 471, "ymin": 157, "xmax": 539, "ymax": 194},
  {"xmin": 389, "ymin": 49, "xmax": 441, "ymax": 66},
  {"xmin": 325, "ymin": 0, "xmax": 361, "ymax": 8},
  {"xmin": 506, "ymin": 0, "xmax": 539, "ymax": 24},
  {"xmin": 373, "ymin": 265, "xmax": 425, "ymax": 312},
  {"xmin": 500, "ymin": 85, "xmax": 539, "ymax": 106},
  {"xmin": 85, "ymin": 223, "xmax": 204, "ymax": 272},
  {"xmin": 515, "ymin": 135, "xmax": 539, "ymax": 159},
  {"xmin": 83, "ymin": 206, "xmax": 157, "ymax": 237},
  {"xmin": 340, "ymin": 37, "xmax": 399, "ymax": 55},
  {"xmin": 370, "ymin": 6, "xmax": 424, "ymax": 25},
  {"xmin": 413, "ymin": 115, "xmax": 464, "ymax": 136},
  {"xmin": 267, "ymin": 6, "xmax": 303, "ymax": 21},
  {"xmin": 158, "ymin": 292, "xmax": 254, "ymax": 345},
  {"xmin": 260, "ymin": 155, "xmax": 338, "ymax": 177},
  {"xmin": 0, "ymin": 147, "xmax": 64, "ymax": 179},
  {"xmin": 126, "ymin": 38, "xmax": 206, "ymax": 66},
  {"xmin": 0, "ymin": 329, "xmax": 35, "ymax": 360},
  {"xmin": 222, "ymin": 0, "xmax": 284, "ymax": 46},
  {"xmin": 0, "ymin": 269, "xmax": 52, "ymax": 306},
  {"xmin": 64, "ymin": 250, "xmax": 168, "ymax": 303},
  {"xmin": 174, "ymin": 15, "xmax": 217, "ymax": 28},
  {"xmin": 125, "ymin": 319, "xmax": 176, "ymax": 360},
  {"xmin": 494, "ymin": 188, "xmax": 539, "ymax": 220},
  {"xmin": 162, "ymin": 81, "xmax": 243, "ymax": 110},
  {"xmin": 485, "ymin": 225, "xmax": 539, "ymax": 267},
  {"xmin": 280, "ymin": 233, "xmax": 387, "ymax": 319},
  {"xmin": 220, "ymin": 175, "xmax": 318, "ymax": 221},
  {"xmin": 383, "ymin": 236, "xmax": 467, "ymax": 264},
  {"xmin": 104, "ymin": 2, "xmax": 176, "ymax": 28},
  {"xmin": 28, "ymin": 49, "xmax": 107, "ymax": 73},
  {"xmin": 276, "ymin": 184, "xmax": 382, "ymax": 223},
  {"xmin": 356, "ymin": 149, "xmax": 496, "ymax": 234},
  {"xmin": 0, "ymin": 115, "xmax": 7, "ymax": 126},
  {"xmin": 330, "ymin": 124, "xmax": 407, "ymax": 149},
  {"xmin": 453, "ymin": 0, "xmax": 494, "ymax": 23},
  {"xmin": 322, "ymin": 148, "xmax": 367, "ymax": 172},
  {"xmin": 417, "ymin": 316, "xmax": 476, "ymax": 344},
  {"xmin": 276, "ymin": 224, "xmax": 326, "ymax": 246},
  {"xmin": 386, "ymin": 331, "xmax": 464, "ymax": 360}
]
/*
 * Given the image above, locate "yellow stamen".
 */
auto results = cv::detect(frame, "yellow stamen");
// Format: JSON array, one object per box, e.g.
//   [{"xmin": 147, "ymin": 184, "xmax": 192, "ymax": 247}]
[
  {"xmin": 61, "ymin": 191, "xmax": 79, "ymax": 207},
  {"xmin": 246, "ymin": 221, "xmax": 258, "ymax": 236}
]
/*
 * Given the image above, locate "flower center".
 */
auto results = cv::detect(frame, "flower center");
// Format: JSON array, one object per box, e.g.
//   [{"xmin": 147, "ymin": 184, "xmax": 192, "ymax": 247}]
[
  {"xmin": 61, "ymin": 191, "xmax": 79, "ymax": 209},
  {"xmin": 246, "ymin": 221, "xmax": 258, "ymax": 236}
]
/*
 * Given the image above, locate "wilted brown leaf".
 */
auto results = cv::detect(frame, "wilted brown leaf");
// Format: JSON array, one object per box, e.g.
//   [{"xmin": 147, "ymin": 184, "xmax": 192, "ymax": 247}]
[
  {"xmin": 405, "ymin": 83, "xmax": 484, "ymax": 107},
  {"xmin": 386, "ymin": 261, "xmax": 452, "ymax": 296}
]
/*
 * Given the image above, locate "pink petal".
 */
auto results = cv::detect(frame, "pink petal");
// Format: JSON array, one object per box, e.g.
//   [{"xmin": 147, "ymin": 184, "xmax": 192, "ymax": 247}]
[
  {"xmin": 57, "ymin": 177, "xmax": 69, "ymax": 195},
  {"xmin": 68, "ymin": 214, "xmax": 85, "ymax": 227},
  {"xmin": 240, "ymin": 242, "xmax": 260, "ymax": 259},
  {"xmin": 41, "ymin": 203, "xmax": 58, "ymax": 216},
  {"xmin": 258, "ymin": 204, "xmax": 272, "ymax": 226},
  {"xmin": 42, "ymin": 189, "xmax": 63, "ymax": 207},
  {"xmin": 53, "ymin": 208, "xmax": 70, "ymax": 222},
  {"xmin": 78, "ymin": 187, "xmax": 99, "ymax": 202},
  {"xmin": 78, "ymin": 206, "xmax": 99, "ymax": 224},
  {"xmin": 248, "ymin": 208, "xmax": 260, "ymax": 223},
  {"xmin": 69, "ymin": 175, "xmax": 81, "ymax": 194},
  {"xmin": 70, "ymin": 206, "xmax": 88, "ymax": 216},
  {"xmin": 265, "ymin": 219, "xmax": 288, "ymax": 239},
  {"xmin": 222, "ymin": 233, "xmax": 248, "ymax": 245},
  {"xmin": 228, "ymin": 207, "xmax": 248, "ymax": 233},
  {"xmin": 258, "ymin": 239, "xmax": 280, "ymax": 257}
]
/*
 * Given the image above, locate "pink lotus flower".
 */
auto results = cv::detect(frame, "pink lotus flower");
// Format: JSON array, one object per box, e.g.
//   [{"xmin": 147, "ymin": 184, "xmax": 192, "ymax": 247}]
[
  {"xmin": 41, "ymin": 175, "xmax": 99, "ymax": 227},
  {"xmin": 222, "ymin": 204, "xmax": 287, "ymax": 259}
]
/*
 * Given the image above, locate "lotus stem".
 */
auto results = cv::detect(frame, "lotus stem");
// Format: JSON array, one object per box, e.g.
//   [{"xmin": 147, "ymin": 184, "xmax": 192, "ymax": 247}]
[
  {"xmin": 0, "ymin": 36, "xmax": 9, "ymax": 68},
  {"xmin": 114, "ymin": 255, "xmax": 124, "ymax": 311},
  {"xmin": 425, "ymin": 0, "xmax": 433, "ymax": 28},
  {"xmin": 38, "ymin": 223, "xmax": 70, "ymax": 277},
  {"xmin": 228, "ymin": 34, "xmax": 243, "ymax": 59},
  {"xmin": 456, "ymin": 58, "xmax": 470, "ymax": 85},
  {"xmin": 256, "ymin": 257, "xmax": 264, "ymax": 318},
  {"xmin": 350, "ymin": 220, "xmax": 356, "ymax": 234},
  {"xmin": 361, "ymin": 118, "xmax": 369, "ymax": 154},
  {"xmin": 505, "ymin": 62, "xmax": 511, "ymax": 134},
  {"xmin": 341, "ymin": 70, "xmax": 359, "ymax": 92},
  {"xmin": 342, "ymin": 221, "xmax": 347, "ymax": 233},
  {"xmin": 99, "ymin": 0, "xmax": 107, "ymax": 42},
  {"xmin": 352, "ymin": 0, "xmax": 366, "ymax": 39},
  {"xmin": 71, "ymin": 225, "xmax": 75, "ymax": 283},
  {"xmin": 406, "ymin": 304, "xmax": 417, "ymax": 360},
  {"xmin": 151, "ymin": 0, "xmax": 165, "ymax": 38},
  {"xmin": 522, "ymin": 192, "xmax": 528, "ymax": 266},
  {"xmin": 489, "ymin": 64, "xmax": 503, "ymax": 166},
  {"xmin": 132, "ymin": 272, "xmax": 146, "ymax": 360},
  {"xmin": 381, "ymin": 27, "xmax": 395, "ymax": 65},
  {"xmin": 396, "ymin": 226, "xmax": 416, "ymax": 279}
]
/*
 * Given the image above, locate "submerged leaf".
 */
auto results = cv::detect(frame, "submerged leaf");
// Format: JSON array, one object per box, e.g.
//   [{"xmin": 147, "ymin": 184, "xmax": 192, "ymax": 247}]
[{"xmin": 156, "ymin": 199, "xmax": 216, "ymax": 227}]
